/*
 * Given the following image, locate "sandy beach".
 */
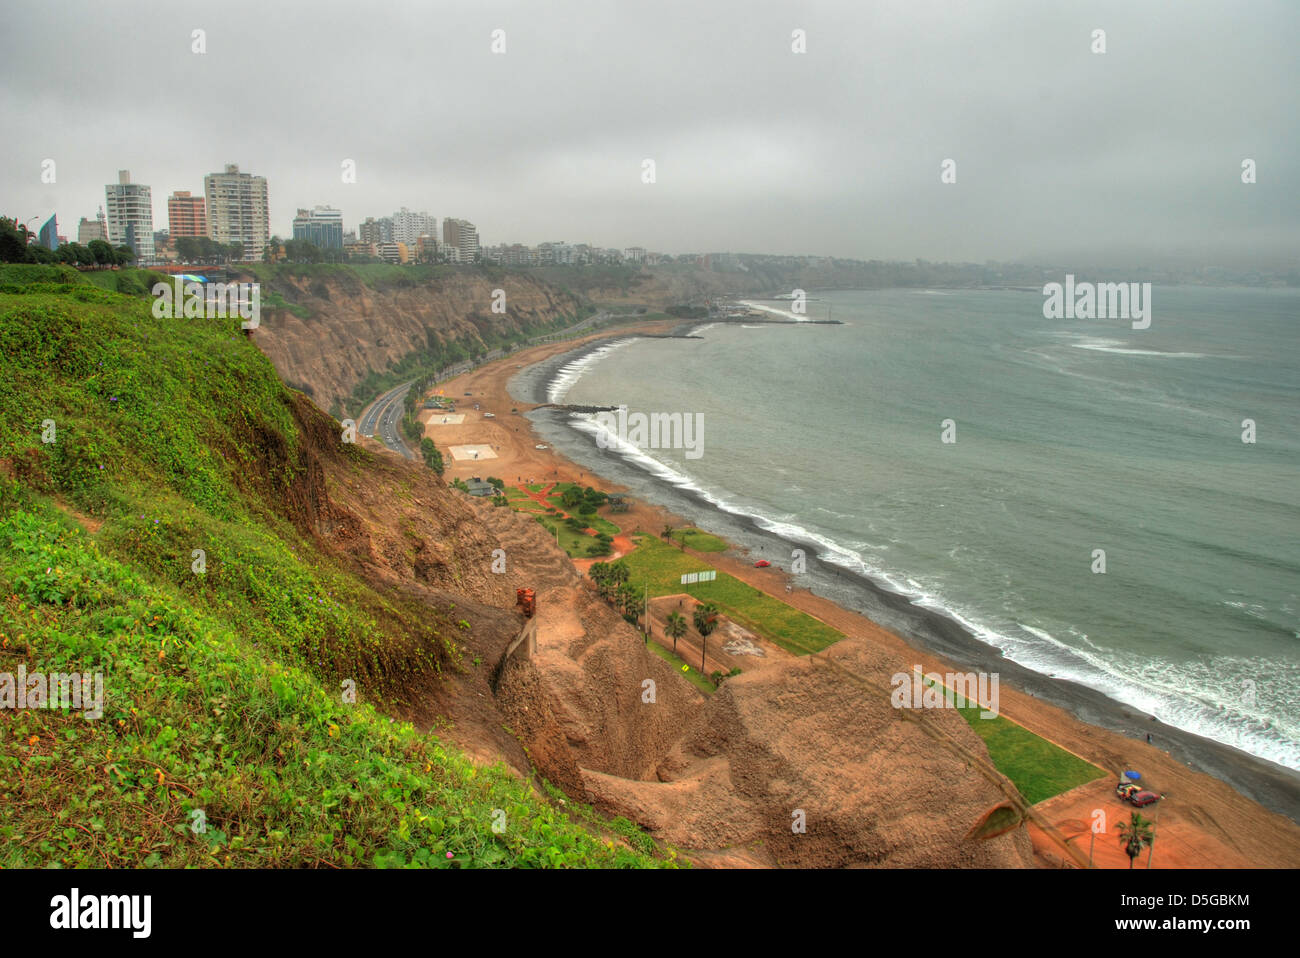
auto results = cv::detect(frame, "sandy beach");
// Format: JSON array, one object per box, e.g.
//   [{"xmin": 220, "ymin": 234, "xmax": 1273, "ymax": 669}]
[{"xmin": 421, "ymin": 323, "xmax": 1300, "ymax": 868}]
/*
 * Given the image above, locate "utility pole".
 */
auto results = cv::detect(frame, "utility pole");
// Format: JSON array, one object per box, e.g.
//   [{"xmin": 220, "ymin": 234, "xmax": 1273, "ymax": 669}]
[{"xmin": 1145, "ymin": 805, "xmax": 1159, "ymax": 869}]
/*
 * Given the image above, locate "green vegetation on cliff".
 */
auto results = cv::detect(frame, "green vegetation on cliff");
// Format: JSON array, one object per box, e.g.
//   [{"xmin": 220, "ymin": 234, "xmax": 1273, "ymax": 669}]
[{"xmin": 0, "ymin": 274, "xmax": 670, "ymax": 868}]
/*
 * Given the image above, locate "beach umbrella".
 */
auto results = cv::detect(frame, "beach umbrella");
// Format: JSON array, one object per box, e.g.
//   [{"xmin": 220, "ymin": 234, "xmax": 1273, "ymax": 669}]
[{"xmin": 1124, "ymin": 770, "xmax": 1141, "ymax": 781}]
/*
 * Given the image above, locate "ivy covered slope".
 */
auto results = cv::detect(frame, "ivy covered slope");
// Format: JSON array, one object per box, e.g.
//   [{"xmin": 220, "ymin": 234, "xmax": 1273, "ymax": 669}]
[{"xmin": 0, "ymin": 270, "xmax": 670, "ymax": 868}]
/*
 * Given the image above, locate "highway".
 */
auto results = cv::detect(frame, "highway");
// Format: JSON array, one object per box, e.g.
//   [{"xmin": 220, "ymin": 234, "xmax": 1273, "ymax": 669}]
[
  {"xmin": 355, "ymin": 310, "xmax": 611, "ymax": 460},
  {"xmin": 357, "ymin": 381, "xmax": 416, "ymax": 459}
]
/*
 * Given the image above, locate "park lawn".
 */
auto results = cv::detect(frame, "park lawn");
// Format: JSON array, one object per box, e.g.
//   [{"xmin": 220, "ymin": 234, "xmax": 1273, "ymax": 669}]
[
  {"xmin": 504, "ymin": 486, "xmax": 532, "ymax": 500},
  {"xmin": 621, "ymin": 536, "xmax": 843, "ymax": 655},
  {"xmin": 584, "ymin": 514, "xmax": 621, "ymax": 536},
  {"xmin": 670, "ymin": 528, "xmax": 728, "ymax": 552},
  {"xmin": 534, "ymin": 514, "xmax": 611, "ymax": 559},
  {"xmin": 645, "ymin": 639, "xmax": 715, "ymax": 695},
  {"xmin": 955, "ymin": 704, "xmax": 1107, "ymax": 805},
  {"xmin": 909, "ymin": 674, "xmax": 1106, "ymax": 805}
]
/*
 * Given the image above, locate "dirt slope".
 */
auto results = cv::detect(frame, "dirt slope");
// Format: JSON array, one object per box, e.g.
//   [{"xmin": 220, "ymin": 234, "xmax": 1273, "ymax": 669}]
[{"xmin": 246, "ymin": 268, "xmax": 584, "ymax": 414}]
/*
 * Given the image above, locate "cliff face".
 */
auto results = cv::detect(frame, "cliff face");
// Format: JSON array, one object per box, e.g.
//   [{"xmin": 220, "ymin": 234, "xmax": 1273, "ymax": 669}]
[{"xmin": 243, "ymin": 267, "xmax": 584, "ymax": 414}]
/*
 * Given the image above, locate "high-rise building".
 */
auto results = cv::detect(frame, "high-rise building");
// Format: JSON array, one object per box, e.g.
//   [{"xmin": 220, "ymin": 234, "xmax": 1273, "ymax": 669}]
[
  {"xmin": 291, "ymin": 206, "xmax": 344, "ymax": 249},
  {"xmin": 78, "ymin": 208, "xmax": 108, "ymax": 245},
  {"xmin": 167, "ymin": 190, "xmax": 207, "ymax": 238},
  {"xmin": 204, "ymin": 163, "xmax": 270, "ymax": 261},
  {"xmin": 38, "ymin": 215, "xmax": 59, "ymax": 251},
  {"xmin": 105, "ymin": 171, "xmax": 155, "ymax": 261},
  {"xmin": 359, "ymin": 216, "xmax": 393, "ymax": 244},
  {"xmin": 442, "ymin": 217, "xmax": 479, "ymax": 263},
  {"xmin": 390, "ymin": 208, "xmax": 436, "ymax": 246}
]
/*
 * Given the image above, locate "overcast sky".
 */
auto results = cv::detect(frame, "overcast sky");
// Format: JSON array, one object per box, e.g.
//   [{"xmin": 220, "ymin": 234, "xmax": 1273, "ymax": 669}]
[{"xmin": 2, "ymin": 0, "xmax": 1296, "ymax": 266}]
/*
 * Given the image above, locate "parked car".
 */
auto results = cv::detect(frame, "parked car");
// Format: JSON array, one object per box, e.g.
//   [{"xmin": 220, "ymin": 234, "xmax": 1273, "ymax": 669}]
[
  {"xmin": 1116, "ymin": 781, "xmax": 1161, "ymax": 807},
  {"xmin": 754, "ymin": 559, "xmax": 771, "ymax": 568}
]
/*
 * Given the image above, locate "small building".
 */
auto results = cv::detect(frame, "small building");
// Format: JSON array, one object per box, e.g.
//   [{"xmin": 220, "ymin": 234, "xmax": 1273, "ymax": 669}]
[
  {"xmin": 607, "ymin": 495, "xmax": 631, "ymax": 513},
  {"xmin": 464, "ymin": 478, "xmax": 496, "ymax": 497}
]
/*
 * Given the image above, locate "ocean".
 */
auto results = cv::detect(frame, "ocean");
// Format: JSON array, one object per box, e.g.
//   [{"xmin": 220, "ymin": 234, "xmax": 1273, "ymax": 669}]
[{"xmin": 512, "ymin": 286, "xmax": 1300, "ymax": 785}]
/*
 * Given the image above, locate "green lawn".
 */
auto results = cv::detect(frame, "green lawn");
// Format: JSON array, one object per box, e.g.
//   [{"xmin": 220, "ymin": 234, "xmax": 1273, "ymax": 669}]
[
  {"xmin": 644, "ymin": 638, "xmax": 715, "ymax": 695},
  {"xmin": 670, "ymin": 528, "xmax": 728, "ymax": 552},
  {"xmin": 956, "ymin": 705, "xmax": 1106, "ymax": 805},
  {"xmin": 619, "ymin": 536, "xmax": 842, "ymax": 655},
  {"xmin": 533, "ymin": 515, "xmax": 611, "ymax": 559}
]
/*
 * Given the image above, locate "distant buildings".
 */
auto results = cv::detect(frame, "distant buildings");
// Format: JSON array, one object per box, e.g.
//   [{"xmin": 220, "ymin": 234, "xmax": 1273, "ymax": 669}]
[
  {"xmin": 391, "ymin": 208, "xmax": 436, "ymax": 246},
  {"xmin": 77, "ymin": 211, "xmax": 107, "ymax": 245},
  {"xmin": 443, "ymin": 217, "xmax": 479, "ymax": 262},
  {"xmin": 359, "ymin": 216, "xmax": 393, "ymax": 244},
  {"xmin": 375, "ymin": 241, "xmax": 411, "ymax": 264},
  {"xmin": 38, "ymin": 215, "xmax": 59, "ymax": 251},
  {"xmin": 204, "ymin": 163, "xmax": 269, "ymax": 260},
  {"xmin": 292, "ymin": 206, "xmax": 344, "ymax": 249},
  {"xmin": 623, "ymin": 246, "xmax": 647, "ymax": 264},
  {"xmin": 167, "ymin": 190, "xmax": 207, "ymax": 238},
  {"xmin": 105, "ymin": 170, "xmax": 155, "ymax": 261}
]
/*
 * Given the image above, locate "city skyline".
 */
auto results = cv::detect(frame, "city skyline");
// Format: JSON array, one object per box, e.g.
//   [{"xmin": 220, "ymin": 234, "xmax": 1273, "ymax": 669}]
[{"xmin": 3, "ymin": 1, "xmax": 1298, "ymax": 268}]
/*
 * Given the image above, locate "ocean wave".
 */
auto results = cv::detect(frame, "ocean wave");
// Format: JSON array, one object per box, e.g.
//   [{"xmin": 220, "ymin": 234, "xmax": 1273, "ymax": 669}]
[
  {"xmin": 1069, "ymin": 338, "xmax": 1208, "ymax": 359},
  {"xmin": 546, "ymin": 339, "xmax": 632, "ymax": 404},
  {"xmin": 540, "ymin": 332, "xmax": 1300, "ymax": 771}
]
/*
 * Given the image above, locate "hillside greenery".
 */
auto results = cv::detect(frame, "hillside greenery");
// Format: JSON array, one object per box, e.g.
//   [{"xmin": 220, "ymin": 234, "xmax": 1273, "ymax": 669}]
[{"xmin": 0, "ymin": 272, "xmax": 672, "ymax": 867}]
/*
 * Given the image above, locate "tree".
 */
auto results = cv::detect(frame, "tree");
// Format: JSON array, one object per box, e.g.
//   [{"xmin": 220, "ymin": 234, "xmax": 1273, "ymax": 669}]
[
  {"xmin": 0, "ymin": 217, "xmax": 32, "ymax": 263},
  {"xmin": 588, "ymin": 562, "xmax": 612, "ymax": 600},
  {"xmin": 665, "ymin": 611, "xmax": 687, "ymax": 653},
  {"xmin": 419, "ymin": 438, "xmax": 444, "ymax": 476},
  {"xmin": 175, "ymin": 236, "xmax": 201, "ymax": 263},
  {"xmin": 661, "ymin": 524, "xmax": 674, "ymax": 541},
  {"xmin": 85, "ymin": 239, "xmax": 113, "ymax": 267},
  {"xmin": 113, "ymin": 245, "xmax": 136, "ymax": 266},
  {"xmin": 615, "ymin": 583, "xmax": 639, "ymax": 618},
  {"xmin": 1116, "ymin": 811, "xmax": 1154, "ymax": 869},
  {"xmin": 693, "ymin": 602, "xmax": 719, "ymax": 637}
]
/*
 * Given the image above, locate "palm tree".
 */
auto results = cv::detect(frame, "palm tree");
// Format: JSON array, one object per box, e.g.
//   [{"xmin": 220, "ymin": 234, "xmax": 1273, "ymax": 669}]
[
  {"xmin": 608, "ymin": 560, "xmax": 630, "ymax": 588},
  {"xmin": 665, "ymin": 612, "xmax": 688, "ymax": 652},
  {"xmin": 615, "ymin": 583, "xmax": 639, "ymax": 618},
  {"xmin": 1116, "ymin": 811, "xmax": 1155, "ymax": 869},
  {"xmin": 661, "ymin": 523, "xmax": 674, "ymax": 541},
  {"xmin": 693, "ymin": 602, "xmax": 719, "ymax": 637},
  {"xmin": 588, "ymin": 562, "xmax": 611, "ymax": 599}
]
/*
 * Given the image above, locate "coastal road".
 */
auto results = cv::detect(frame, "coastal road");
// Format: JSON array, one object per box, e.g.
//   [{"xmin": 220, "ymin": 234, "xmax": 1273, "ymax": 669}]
[
  {"xmin": 355, "ymin": 310, "xmax": 611, "ymax": 460},
  {"xmin": 358, "ymin": 382, "xmax": 416, "ymax": 459}
]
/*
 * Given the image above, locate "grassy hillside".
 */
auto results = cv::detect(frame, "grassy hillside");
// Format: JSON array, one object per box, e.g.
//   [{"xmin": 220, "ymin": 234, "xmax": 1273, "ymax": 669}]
[{"xmin": 0, "ymin": 272, "xmax": 672, "ymax": 867}]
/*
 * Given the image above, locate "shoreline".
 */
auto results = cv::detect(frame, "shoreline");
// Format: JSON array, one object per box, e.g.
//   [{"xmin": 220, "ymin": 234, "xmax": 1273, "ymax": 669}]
[{"xmin": 426, "ymin": 325, "xmax": 1300, "ymax": 860}]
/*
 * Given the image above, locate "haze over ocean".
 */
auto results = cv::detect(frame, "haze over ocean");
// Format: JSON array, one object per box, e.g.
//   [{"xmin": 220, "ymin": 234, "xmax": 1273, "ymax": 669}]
[{"xmin": 549, "ymin": 287, "xmax": 1300, "ymax": 770}]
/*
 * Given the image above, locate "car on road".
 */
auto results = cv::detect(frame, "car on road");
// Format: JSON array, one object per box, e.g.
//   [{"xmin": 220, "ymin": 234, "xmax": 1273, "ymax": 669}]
[
  {"xmin": 535, "ymin": 444, "xmax": 548, "ymax": 449},
  {"xmin": 754, "ymin": 559, "xmax": 771, "ymax": 568}
]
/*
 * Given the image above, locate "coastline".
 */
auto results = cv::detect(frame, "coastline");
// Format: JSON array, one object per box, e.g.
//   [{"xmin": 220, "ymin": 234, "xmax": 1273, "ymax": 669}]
[{"xmin": 427, "ymin": 324, "xmax": 1300, "ymax": 864}]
